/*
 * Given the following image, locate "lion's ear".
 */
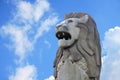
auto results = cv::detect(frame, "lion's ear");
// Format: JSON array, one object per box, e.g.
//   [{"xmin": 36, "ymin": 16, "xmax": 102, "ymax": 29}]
[{"xmin": 79, "ymin": 15, "xmax": 89, "ymax": 23}]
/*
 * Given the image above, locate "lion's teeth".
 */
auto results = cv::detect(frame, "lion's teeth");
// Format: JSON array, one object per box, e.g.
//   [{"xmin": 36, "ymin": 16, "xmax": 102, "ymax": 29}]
[
  {"xmin": 62, "ymin": 32, "xmax": 65, "ymax": 36},
  {"xmin": 58, "ymin": 34, "xmax": 60, "ymax": 37}
]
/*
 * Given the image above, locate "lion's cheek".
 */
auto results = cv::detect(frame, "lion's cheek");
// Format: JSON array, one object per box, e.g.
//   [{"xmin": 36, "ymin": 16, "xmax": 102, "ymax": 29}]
[{"xmin": 69, "ymin": 27, "xmax": 80, "ymax": 40}]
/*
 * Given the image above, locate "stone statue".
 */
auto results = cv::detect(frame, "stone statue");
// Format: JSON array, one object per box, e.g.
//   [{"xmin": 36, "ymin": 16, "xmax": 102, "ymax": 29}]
[{"xmin": 54, "ymin": 12, "xmax": 101, "ymax": 80}]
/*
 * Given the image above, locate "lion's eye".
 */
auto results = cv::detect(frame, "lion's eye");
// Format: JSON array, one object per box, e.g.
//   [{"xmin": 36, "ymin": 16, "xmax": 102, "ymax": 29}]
[{"xmin": 68, "ymin": 20, "xmax": 73, "ymax": 23}]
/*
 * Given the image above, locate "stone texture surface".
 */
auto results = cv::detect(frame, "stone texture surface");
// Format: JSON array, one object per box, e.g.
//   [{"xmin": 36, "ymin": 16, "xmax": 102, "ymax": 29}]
[
  {"xmin": 54, "ymin": 12, "xmax": 101, "ymax": 80},
  {"xmin": 56, "ymin": 58, "xmax": 89, "ymax": 80}
]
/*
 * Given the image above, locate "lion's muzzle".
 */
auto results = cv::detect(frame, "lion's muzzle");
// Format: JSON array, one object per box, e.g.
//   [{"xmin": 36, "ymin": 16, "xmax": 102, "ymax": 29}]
[{"xmin": 56, "ymin": 31, "xmax": 71, "ymax": 40}]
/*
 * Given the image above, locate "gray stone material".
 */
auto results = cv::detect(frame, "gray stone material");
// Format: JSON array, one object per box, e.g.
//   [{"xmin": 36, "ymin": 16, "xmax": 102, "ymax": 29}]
[{"xmin": 54, "ymin": 12, "xmax": 101, "ymax": 80}]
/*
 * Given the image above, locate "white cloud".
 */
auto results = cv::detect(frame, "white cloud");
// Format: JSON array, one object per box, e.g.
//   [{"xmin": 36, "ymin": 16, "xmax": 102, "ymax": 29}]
[
  {"xmin": 9, "ymin": 65, "xmax": 37, "ymax": 80},
  {"xmin": 101, "ymin": 26, "xmax": 120, "ymax": 80},
  {"xmin": 103, "ymin": 26, "xmax": 120, "ymax": 53},
  {"xmin": 33, "ymin": 0, "xmax": 50, "ymax": 22},
  {"xmin": 0, "ymin": 0, "xmax": 58, "ymax": 80},
  {"xmin": 1, "ymin": 24, "xmax": 33, "ymax": 63},
  {"xmin": 44, "ymin": 76, "xmax": 55, "ymax": 80},
  {"xmin": 14, "ymin": 0, "xmax": 50, "ymax": 24},
  {"xmin": 0, "ymin": 0, "xmax": 58, "ymax": 62}
]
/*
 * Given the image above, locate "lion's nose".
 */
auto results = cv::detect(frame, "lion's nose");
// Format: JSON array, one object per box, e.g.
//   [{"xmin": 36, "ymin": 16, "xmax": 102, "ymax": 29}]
[
  {"xmin": 56, "ymin": 25, "xmax": 68, "ymax": 31},
  {"xmin": 56, "ymin": 24, "xmax": 62, "ymax": 29}
]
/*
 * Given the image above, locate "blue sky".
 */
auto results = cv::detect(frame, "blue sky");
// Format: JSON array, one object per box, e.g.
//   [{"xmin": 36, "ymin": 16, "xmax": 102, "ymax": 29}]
[{"xmin": 0, "ymin": 0, "xmax": 120, "ymax": 80}]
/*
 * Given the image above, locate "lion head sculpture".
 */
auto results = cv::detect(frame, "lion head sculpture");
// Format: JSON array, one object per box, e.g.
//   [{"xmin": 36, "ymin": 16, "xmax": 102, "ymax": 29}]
[{"xmin": 54, "ymin": 12, "xmax": 101, "ymax": 80}]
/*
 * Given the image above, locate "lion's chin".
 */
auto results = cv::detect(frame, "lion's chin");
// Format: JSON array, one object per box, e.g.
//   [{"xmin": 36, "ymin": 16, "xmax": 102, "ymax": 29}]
[{"xmin": 58, "ymin": 39, "xmax": 74, "ymax": 48}]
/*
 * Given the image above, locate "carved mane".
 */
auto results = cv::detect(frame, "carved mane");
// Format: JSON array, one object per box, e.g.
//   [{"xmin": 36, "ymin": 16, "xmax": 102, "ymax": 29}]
[{"xmin": 65, "ymin": 12, "xmax": 101, "ymax": 64}]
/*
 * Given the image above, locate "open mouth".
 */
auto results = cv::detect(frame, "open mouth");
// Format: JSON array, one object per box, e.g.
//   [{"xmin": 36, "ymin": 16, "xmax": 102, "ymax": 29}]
[{"xmin": 56, "ymin": 31, "xmax": 71, "ymax": 40}]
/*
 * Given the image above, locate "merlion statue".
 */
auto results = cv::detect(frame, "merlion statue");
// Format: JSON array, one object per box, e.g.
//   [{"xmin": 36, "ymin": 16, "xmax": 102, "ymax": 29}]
[{"xmin": 54, "ymin": 12, "xmax": 101, "ymax": 80}]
